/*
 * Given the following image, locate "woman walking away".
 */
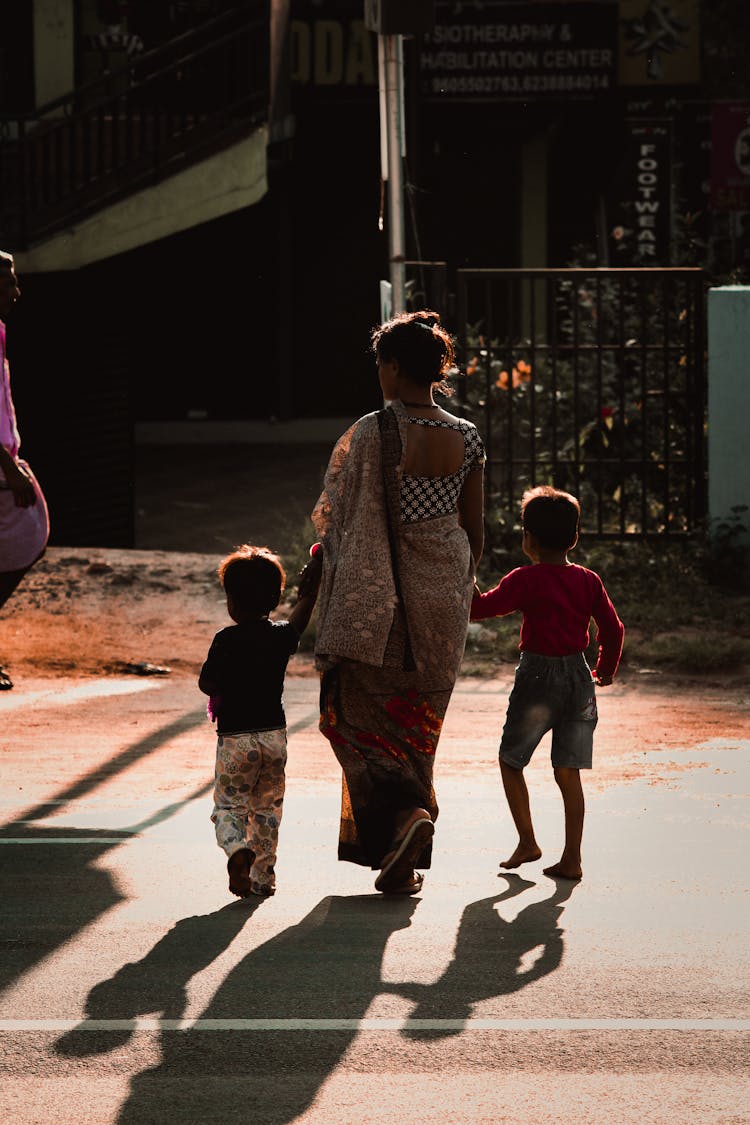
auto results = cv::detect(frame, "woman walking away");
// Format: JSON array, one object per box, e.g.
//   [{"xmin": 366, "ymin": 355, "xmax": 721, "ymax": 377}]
[{"xmin": 305, "ymin": 310, "xmax": 485, "ymax": 895}]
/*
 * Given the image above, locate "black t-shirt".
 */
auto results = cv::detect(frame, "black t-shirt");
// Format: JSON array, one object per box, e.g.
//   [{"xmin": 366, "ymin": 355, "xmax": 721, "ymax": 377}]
[{"xmin": 200, "ymin": 619, "xmax": 300, "ymax": 734}]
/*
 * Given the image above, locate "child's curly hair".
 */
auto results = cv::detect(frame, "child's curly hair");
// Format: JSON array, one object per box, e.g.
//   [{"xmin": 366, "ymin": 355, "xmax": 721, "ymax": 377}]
[
  {"xmin": 218, "ymin": 545, "xmax": 286, "ymax": 618},
  {"xmin": 521, "ymin": 486, "xmax": 580, "ymax": 550}
]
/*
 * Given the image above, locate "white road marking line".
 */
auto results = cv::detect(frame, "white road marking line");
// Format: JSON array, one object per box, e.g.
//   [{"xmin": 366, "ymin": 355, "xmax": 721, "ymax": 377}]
[
  {"xmin": 0, "ymin": 837, "xmax": 132, "ymax": 844},
  {"xmin": 0, "ymin": 679, "xmax": 161, "ymax": 712},
  {"xmin": 1, "ymin": 1019, "xmax": 748, "ymax": 1033}
]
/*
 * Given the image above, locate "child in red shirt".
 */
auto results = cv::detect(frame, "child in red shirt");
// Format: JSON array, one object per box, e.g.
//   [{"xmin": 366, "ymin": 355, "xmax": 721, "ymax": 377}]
[{"xmin": 471, "ymin": 486, "xmax": 624, "ymax": 881}]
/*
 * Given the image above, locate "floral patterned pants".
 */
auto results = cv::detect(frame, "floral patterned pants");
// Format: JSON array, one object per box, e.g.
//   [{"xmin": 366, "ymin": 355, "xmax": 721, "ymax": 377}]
[{"xmin": 211, "ymin": 728, "xmax": 287, "ymax": 895}]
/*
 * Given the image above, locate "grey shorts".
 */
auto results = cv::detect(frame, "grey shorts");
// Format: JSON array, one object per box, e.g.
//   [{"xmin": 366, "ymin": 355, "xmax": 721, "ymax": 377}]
[{"xmin": 499, "ymin": 651, "xmax": 597, "ymax": 770}]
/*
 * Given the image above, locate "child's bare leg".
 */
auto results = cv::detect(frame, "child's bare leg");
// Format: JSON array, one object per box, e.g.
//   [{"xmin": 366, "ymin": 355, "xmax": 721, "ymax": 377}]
[
  {"xmin": 499, "ymin": 760, "xmax": 542, "ymax": 868},
  {"xmin": 544, "ymin": 766, "xmax": 584, "ymax": 880}
]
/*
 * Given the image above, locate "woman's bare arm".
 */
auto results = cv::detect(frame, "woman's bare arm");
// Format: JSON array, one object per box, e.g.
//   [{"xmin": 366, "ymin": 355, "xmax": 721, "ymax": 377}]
[{"xmin": 458, "ymin": 467, "xmax": 484, "ymax": 569}]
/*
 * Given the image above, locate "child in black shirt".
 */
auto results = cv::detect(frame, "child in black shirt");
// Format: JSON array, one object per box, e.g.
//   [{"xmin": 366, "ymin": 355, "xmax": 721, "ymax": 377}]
[{"xmin": 199, "ymin": 544, "xmax": 319, "ymax": 898}]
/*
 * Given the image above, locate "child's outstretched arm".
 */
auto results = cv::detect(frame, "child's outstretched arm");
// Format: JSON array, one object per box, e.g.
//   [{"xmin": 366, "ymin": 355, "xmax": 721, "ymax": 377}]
[
  {"xmin": 288, "ymin": 592, "xmax": 317, "ymax": 637},
  {"xmin": 591, "ymin": 580, "xmax": 624, "ymax": 685},
  {"xmin": 470, "ymin": 569, "xmax": 522, "ymax": 620},
  {"xmin": 288, "ymin": 548, "xmax": 323, "ymax": 636}
]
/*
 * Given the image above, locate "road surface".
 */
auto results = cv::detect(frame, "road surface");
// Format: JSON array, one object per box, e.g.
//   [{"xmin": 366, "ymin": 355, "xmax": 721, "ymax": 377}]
[{"xmin": 1, "ymin": 671, "xmax": 749, "ymax": 1123}]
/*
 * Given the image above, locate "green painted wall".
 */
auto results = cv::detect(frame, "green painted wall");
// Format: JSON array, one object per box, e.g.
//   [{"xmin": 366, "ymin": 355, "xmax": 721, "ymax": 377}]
[{"xmin": 708, "ymin": 286, "xmax": 750, "ymax": 531}]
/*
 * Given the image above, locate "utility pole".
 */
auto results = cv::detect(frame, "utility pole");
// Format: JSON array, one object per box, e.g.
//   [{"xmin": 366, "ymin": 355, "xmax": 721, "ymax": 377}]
[
  {"xmin": 382, "ymin": 32, "xmax": 406, "ymax": 314},
  {"xmin": 365, "ymin": 2, "xmax": 435, "ymax": 318}
]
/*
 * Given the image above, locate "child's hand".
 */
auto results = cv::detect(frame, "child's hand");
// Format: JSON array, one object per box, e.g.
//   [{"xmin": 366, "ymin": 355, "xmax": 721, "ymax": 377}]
[
  {"xmin": 297, "ymin": 552, "xmax": 323, "ymax": 599},
  {"xmin": 594, "ymin": 671, "xmax": 613, "ymax": 686}
]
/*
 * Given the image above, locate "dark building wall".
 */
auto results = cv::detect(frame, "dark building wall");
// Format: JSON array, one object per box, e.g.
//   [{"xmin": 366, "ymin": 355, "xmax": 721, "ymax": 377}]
[
  {"xmin": 9, "ymin": 269, "xmax": 133, "ymax": 548},
  {"xmin": 107, "ymin": 205, "xmax": 281, "ymax": 423}
]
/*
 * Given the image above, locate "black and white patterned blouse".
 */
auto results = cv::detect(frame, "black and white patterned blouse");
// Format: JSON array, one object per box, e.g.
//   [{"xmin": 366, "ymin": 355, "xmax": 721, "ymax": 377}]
[{"xmin": 400, "ymin": 417, "xmax": 486, "ymax": 524}]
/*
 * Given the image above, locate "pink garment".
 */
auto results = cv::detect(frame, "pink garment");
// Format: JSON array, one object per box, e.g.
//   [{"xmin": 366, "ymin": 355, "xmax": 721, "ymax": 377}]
[
  {"xmin": 0, "ymin": 322, "xmax": 20, "ymax": 466},
  {"xmin": 0, "ymin": 319, "xmax": 49, "ymax": 571},
  {"xmin": 471, "ymin": 562, "xmax": 624, "ymax": 681}
]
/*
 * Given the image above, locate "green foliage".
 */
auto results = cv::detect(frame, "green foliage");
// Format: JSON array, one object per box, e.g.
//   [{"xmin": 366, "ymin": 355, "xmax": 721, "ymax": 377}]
[
  {"xmin": 467, "ymin": 536, "xmax": 750, "ymax": 674},
  {"xmin": 460, "ymin": 269, "xmax": 703, "ymax": 544},
  {"xmin": 644, "ymin": 634, "xmax": 750, "ymax": 672}
]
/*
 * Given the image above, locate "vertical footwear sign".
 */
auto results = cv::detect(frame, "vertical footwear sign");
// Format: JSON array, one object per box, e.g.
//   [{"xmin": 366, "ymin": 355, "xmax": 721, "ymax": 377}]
[{"xmin": 607, "ymin": 119, "xmax": 671, "ymax": 264}]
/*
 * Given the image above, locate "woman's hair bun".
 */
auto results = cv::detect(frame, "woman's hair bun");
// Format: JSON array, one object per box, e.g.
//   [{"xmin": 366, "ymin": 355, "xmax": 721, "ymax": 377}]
[{"xmin": 370, "ymin": 309, "xmax": 455, "ymax": 387}]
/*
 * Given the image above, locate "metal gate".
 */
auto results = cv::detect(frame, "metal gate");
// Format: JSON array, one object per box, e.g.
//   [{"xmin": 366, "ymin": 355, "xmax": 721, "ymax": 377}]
[{"xmin": 456, "ymin": 268, "xmax": 706, "ymax": 541}]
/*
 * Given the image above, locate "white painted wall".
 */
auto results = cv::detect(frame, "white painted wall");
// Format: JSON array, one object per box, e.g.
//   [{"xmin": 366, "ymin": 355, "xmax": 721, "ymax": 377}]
[
  {"xmin": 14, "ymin": 127, "xmax": 268, "ymax": 272},
  {"xmin": 34, "ymin": 0, "xmax": 75, "ymax": 108},
  {"xmin": 707, "ymin": 286, "xmax": 750, "ymax": 530}
]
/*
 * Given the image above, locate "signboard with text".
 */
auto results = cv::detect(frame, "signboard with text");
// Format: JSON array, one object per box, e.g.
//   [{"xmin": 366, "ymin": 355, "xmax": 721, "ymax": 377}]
[
  {"xmin": 420, "ymin": 0, "xmax": 617, "ymax": 102},
  {"xmin": 607, "ymin": 120, "xmax": 671, "ymax": 264},
  {"xmin": 618, "ymin": 0, "xmax": 700, "ymax": 87},
  {"xmin": 710, "ymin": 103, "xmax": 750, "ymax": 212}
]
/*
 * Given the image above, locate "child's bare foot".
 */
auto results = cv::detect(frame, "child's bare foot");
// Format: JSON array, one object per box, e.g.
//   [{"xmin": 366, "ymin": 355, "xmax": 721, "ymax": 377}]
[
  {"xmin": 499, "ymin": 843, "xmax": 542, "ymax": 869},
  {"xmin": 543, "ymin": 861, "xmax": 582, "ymax": 881},
  {"xmin": 227, "ymin": 848, "xmax": 255, "ymax": 897}
]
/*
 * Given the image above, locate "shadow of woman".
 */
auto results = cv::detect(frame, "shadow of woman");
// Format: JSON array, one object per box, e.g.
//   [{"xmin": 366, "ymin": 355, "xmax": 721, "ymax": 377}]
[
  {"xmin": 397, "ymin": 874, "xmax": 577, "ymax": 1037},
  {"xmin": 54, "ymin": 899, "xmax": 264, "ymax": 1057},
  {"xmin": 115, "ymin": 893, "xmax": 419, "ymax": 1125}
]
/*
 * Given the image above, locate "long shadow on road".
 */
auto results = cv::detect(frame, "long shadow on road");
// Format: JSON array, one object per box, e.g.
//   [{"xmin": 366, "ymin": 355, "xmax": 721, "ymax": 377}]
[
  {"xmin": 53, "ymin": 880, "xmax": 575, "ymax": 1125},
  {"xmin": 113, "ymin": 895, "xmax": 419, "ymax": 1125},
  {"xmin": 0, "ymin": 712, "xmax": 205, "ymax": 997}
]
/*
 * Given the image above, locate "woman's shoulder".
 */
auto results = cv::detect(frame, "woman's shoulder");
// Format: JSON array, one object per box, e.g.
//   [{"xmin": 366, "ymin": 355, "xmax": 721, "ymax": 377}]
[
  {"xmin": 344, "ymin": 410, "xmax": 381, "ymax": 439},
  {"xmin": 435, "ymin": 408, "xmax": 479, "ymax": 432},
  {"xmin": 327, "ymin": 411, "xmax": 380, "ymax": 459}
]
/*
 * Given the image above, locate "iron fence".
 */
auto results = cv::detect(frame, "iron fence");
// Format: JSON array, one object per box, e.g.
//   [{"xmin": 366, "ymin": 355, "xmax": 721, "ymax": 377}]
[{"xmin": 456, "ymin": 268, "xmax": 706, "ymax": 541}]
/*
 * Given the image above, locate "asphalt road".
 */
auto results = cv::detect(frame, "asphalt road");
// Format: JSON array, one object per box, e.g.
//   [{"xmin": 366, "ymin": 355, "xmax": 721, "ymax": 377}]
[{"xmin": 1, "ymin": 672, "xmax": 749, "ymax": 1124}]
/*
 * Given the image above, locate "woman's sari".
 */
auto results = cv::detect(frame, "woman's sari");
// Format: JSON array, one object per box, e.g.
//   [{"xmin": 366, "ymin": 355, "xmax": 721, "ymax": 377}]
[{"xmin": 312, "ymin": 402, "xmax": 474, "ymax": 869}]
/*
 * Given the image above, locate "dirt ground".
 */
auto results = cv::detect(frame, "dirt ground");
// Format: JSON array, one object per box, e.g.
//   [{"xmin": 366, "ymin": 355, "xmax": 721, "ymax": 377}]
[
  {"xmin": 3, "ymin": 546, "xmax": 748, "ymax": 785},
  {"xmin": 0, "ymin": 439, "xmax": 745, "ymax": 765}
]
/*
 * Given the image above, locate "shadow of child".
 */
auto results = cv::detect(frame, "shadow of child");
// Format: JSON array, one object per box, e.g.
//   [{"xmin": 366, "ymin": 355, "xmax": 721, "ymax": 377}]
[
  {"xmin": 397, "ymin": 873, "xmax": 577, "ymax": 1038},
  {"xmin": 54, "ymin": 899, "xmax": 262, "ymax": 1056}
]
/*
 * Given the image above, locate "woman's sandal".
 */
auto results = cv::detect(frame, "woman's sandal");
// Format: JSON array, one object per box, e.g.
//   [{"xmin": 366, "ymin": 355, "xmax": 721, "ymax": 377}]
[
  {"xmin": 0, "ymin": 667, "xmax": 13, "ymax": 691},
  {"xmin": 378, "ymin": 870, "xmax": 423, "ymax": 896},
  {"xmin": 374, "ymin": 811, "xmax": 434, "ymax": 892}
]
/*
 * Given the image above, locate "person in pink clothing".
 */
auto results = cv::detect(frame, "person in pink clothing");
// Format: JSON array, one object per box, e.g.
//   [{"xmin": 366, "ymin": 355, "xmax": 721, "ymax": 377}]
[
  {"xmin": 471, "ymin": 485, "xmax": 624, "ymax": 881},
  {"xmin": 0, "ymin": 251, "xmax": 50, "ymax": 689}
]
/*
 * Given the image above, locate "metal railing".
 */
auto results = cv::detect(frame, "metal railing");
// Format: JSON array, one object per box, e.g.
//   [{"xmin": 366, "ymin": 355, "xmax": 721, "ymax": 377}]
[
  {"xmin": 0, "ymin": 1, "xmax": 268, "ymax": 247},
  {"xmin": 456, "ymin": 268, "xmax": 706, "ymax": 540}
]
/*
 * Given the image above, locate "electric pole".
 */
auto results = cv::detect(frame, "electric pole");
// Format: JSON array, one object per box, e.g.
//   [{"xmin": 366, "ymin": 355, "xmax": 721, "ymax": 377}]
[{"xmin": 365, "ymin": 1, "xmax": 435, "ymax": 317}]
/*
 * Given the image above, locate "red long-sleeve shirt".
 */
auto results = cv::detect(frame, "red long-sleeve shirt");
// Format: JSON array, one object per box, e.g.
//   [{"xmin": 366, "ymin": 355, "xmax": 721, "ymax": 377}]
[{"xmin": 471, "ymin": 563, "xmax": 624, "ymax": 681}]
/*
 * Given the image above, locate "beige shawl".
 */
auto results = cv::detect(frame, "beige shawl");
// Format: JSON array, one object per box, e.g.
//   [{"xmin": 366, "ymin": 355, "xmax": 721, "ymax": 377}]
[{"xmin": 312, "ymin": 401, "xmax": 473, "ymax": 682}]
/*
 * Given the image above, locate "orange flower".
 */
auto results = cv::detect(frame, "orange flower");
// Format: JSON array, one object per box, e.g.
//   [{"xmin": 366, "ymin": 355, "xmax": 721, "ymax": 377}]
[{"xmin": 495, "ymin": 362, "xmax": 532, "ymax": 390}]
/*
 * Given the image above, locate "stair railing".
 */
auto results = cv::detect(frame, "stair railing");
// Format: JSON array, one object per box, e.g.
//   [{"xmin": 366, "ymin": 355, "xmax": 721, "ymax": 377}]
[{"xmin": 0, "ymin": 0, "xmax": 269, "ymax": 247}]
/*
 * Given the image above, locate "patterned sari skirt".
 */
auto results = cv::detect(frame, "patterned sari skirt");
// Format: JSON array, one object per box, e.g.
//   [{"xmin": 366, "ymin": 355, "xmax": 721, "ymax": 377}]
[{"xmin": 319, "ymin": 610, "xmax": 457, "ymax": 870}]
